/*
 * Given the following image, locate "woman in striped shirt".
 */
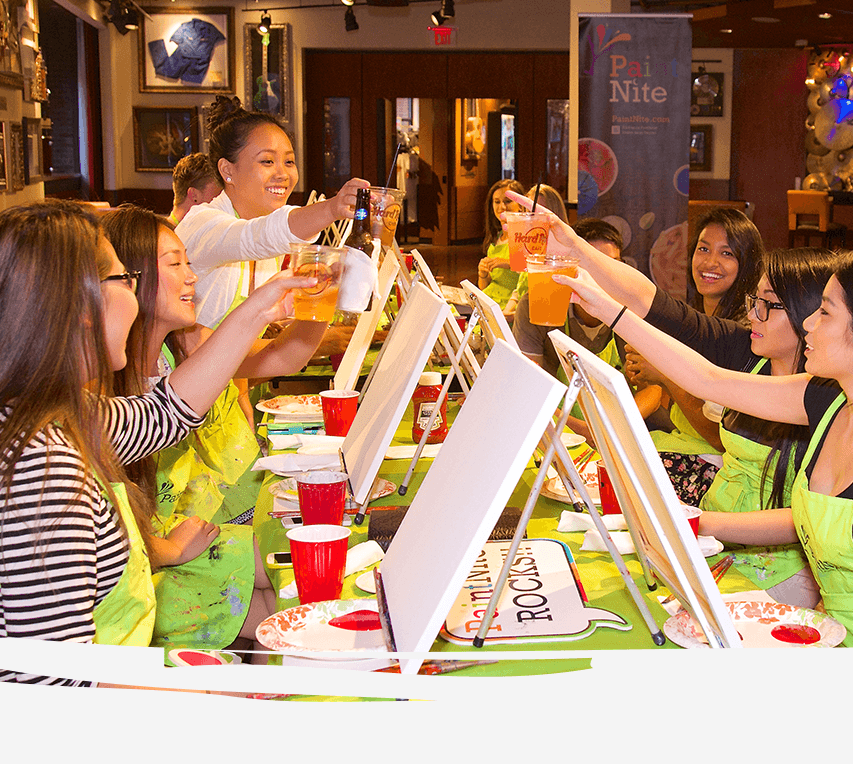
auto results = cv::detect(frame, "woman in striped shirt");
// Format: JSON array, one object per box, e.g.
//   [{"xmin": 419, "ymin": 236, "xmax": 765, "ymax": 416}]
[{"xmin": 0, "ymin": 200, "xmax": 317, "ymax": 685}]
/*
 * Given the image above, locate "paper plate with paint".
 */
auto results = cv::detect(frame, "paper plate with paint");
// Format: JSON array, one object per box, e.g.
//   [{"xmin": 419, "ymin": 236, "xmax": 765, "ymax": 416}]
[
  {"xmin": 541, "ymin": 464, "xmax": 600, "ymax": 504},
  {"xmin": 664, "ymin": 600, "xmax": 846, "ymax": 649},
  {"xmin": 167, "ymin": 649, "xmax": 242, "ymax": 667},
  {"xmin": 346, "ymin": 478, "xmax": 396, "ymax": 509},
  {"xmin": 256, "ymin": 599, "xmax": 387, "ymax": 654},
  {"xmin": 560, "ymin": 432, "xmax": 587, "ymax": 450},
  {"xmin": 257, "ymin": 394, "xmax": 323, "ymax": 419}
]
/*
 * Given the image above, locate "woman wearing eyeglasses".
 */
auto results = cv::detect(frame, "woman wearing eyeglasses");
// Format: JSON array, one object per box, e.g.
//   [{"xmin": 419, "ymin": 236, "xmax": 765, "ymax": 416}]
[
  {"xmin": 508, "ymin": 187, "xmax": 839, "ymax": 605},
  {"xmin": 0, "ymin": 200, "xmax": 315, "ymax": 686}
]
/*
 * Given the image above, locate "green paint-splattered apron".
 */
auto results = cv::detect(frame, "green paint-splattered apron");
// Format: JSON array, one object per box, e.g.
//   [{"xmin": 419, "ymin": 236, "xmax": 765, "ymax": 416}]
[
  {"xmin": 701, "ymin": 359, "xmax": 808, "ymax": 589},
  {"xmin": 154, "ymin": 343, "xmax": 264, "ymax": 527},
  {"xmin": 792, "ymin": 391, "xmax": 853, "ymax": 646},
  {"xmin": 93, "ymin": 483, "xmax": 156, "ymax": 646}
]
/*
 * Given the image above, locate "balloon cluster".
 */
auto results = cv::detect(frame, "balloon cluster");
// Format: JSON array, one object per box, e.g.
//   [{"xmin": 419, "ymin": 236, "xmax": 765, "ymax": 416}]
[{"xmin": 805, "ymin": 49, "xmax": 853, "ymax": 191}]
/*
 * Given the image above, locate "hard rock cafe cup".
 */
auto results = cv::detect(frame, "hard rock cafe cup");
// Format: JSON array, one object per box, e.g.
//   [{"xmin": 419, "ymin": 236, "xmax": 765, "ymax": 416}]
[
  {"xmin": 505, "ymin": 211, "xmax": 550, "ymax": 272},
  {"xmin": 526, "ymin": 253, "xmax": 580, "ymax": 327},
  {"xmin": 291, "ymin": 244, "xmax": 344, "ymax": 323},
  {"xmin": 369, "ymin": 186, "xmax": 405, "ymax": 248}
]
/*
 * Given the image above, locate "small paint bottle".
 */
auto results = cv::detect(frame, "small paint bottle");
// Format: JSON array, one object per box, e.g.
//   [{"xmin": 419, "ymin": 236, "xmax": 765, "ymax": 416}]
[{"xmin": 411, "ymin": 372, "xmax": 447, "ymax": 444}]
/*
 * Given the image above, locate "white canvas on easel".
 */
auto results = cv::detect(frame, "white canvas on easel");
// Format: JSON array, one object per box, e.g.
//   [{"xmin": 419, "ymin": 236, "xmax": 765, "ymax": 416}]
[
  {"xmin": 378, "ymin": 340, "xmax": 567, "ymax": 673},
  {"xmin": 460, "ymin": 278, "xmax": 516, "ymax": 353},
  {"xmin": 333, "ymin": 250, "xmax": 400, "ymax": 392},
  {"xmin": 548, "ymin": 330, "xmax": 742, "ymax": 648},
  {"xmin": 341, "ymin": 282, "xmax": 450, "ymax": 505}
]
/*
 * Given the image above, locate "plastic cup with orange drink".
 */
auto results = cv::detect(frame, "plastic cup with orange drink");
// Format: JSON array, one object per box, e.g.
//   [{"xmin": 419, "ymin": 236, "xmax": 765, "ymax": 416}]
[
  {"xmin": 291, "ymin": 244, "xmax": 344, "ymax": 323},
  {"xmin": 368, "ymin": 186, "xmax": 405, "ymax": 249},
  {"xmin": 505, "ymin": 211, "xmax": 550, "ymax": 272},
  {"xmin": 526, "ymin": 253, "xmax": 580, "ymax": 326}
]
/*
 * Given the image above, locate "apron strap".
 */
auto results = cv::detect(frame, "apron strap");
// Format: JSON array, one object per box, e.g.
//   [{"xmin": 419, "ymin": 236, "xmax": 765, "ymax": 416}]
[{"xmin": 802, "ymin": 391, "xmax": 848, "ymax": 469}]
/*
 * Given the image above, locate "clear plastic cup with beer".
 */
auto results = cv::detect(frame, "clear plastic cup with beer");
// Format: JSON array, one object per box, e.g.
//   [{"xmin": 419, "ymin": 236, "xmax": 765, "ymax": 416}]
[
  {"xmin": 526, "ymin": 253, "xmax": 580, "ymax": 327},
  {"xmin": 368, "ymin": 186, "xmax": 405, "ymax": 248},
  {"xmin": 291, "ymin": 244, "xmax": 345, "ymax": 323},
  {"xmin": 505, "ymin": 211, "xmax": 551, "ymax": 272}
]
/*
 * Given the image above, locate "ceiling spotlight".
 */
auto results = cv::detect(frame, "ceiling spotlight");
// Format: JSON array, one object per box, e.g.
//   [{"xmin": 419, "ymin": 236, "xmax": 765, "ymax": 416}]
[
  {"xmin": 345, "ymin": 6, "xmax": 358, "ymax": 31},
  {"xmin": 258, "ymin": 11, "xmax": 271, "ymax": 34},
  {"xmin": 341, "ymin": 0, "xmax": 354, "ymax": 5},
  {"xmin": 107, "ymin": 0, "xmax": 140, "ymax": 35},
  {"xmin": 819, "ymin": 12, "xmax": 832, "ymax": 20},
  {"xmin": 431, "ymin": 0, "xmax": 454, "ymax": 26}
]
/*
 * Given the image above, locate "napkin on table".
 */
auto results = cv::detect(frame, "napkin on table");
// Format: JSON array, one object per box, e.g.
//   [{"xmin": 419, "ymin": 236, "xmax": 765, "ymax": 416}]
[
  {"xmin": 278, "ymin": 541, "xmax": 386, "ymax": 600},
  {"xmin": 557, "ymin": 510, "xmax": 627, "ymax": 533},
  {"xmin": 384, "ymin": 444, "xmax": 441, "ymax": 460},
  {"xmin": 268, "ymin": 434, "xmax": 344, "ymax": 452},
  {"xmin": 581, "ymin": 529, "xmax": 723, "ymax": 557},
  {"xmin": 253, "ymin": 453, "xmax": 340, "ymax": 474}
]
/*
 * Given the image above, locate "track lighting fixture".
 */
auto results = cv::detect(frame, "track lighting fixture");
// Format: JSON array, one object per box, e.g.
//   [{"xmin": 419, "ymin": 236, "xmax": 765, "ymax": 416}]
[
  {"xmin": 430, "ymin": 0, "xmax": 454, "ymax": 26},
  {"xmin": 107, "ymin": 0, "xmax": 140, "ymax": 35},
  {"xmin": 258, "ymin": 11, "xmax": 271, "ymax": 34},
  {"xmin": 345, "ymin": 6, "xmax": 358, "ymax": 31}
]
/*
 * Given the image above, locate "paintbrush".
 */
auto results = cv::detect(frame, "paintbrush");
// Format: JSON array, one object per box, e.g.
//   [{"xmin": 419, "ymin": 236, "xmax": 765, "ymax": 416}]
[
  {"xmin": 661, "ymin": 554, "xmax": 734, "ymax": 605},
  {"xmin": 375, "ymin": 659, "xmax": 498, "ymax": 675}
]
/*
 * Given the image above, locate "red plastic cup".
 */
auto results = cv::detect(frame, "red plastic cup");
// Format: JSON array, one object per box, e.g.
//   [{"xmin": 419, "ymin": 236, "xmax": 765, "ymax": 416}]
[
  {"xmin": 319, "ymin": 389, "xmax": 359, "ymax": 437},
  {"xmin": 597, "ymin": 463, "xmax": 621, "ymax": 515},
  {"xmin": 296, "ymin": 470, "xmax": 349, "ymax": 525},
  {"xmin": 286, "ymin": 525, "xmax": 351, "ymax": 604},
  {"xmin": 683, "ymin": 504, "xmax": 702, "ymax": 537}
]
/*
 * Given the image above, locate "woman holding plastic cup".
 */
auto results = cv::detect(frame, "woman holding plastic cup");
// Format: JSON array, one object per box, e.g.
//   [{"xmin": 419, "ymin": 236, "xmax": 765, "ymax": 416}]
[
  {"xmin": 555, "ymin": 253, "xmax": 853, "ymax": 643},
  {"xmin": 477, "ymin": 179, "xmax": 525, "ymax": 309}
]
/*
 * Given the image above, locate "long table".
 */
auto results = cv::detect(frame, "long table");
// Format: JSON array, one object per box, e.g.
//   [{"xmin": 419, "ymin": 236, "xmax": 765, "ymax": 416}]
[{"xmin": 252, "ymin": 403, "xmax": 756, "ymax": 693}]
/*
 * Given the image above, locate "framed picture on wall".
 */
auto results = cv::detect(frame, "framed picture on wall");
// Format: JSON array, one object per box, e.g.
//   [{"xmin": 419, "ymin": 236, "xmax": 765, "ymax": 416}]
[
  {"xmin": 138, "ymin": 7, "xmax": 234, "ymax": 93},
  {"xmin": 23, "ymin": 116, "xmax": 42, "ymax": 183},
  {"xmin": 8, "ymin": 122, "xmax": 25, "ymax": 191},
  {"xmin": 690, "ymin": 125, "xmax": 713, "ymax": 172},
  {"xmin": 243, "ymin": 23, "xmax": 294, "ymax": 132},
  {"xmin": 691, "ymin": 71, "xmax": 724, "ymax": 117},
  {"xmin": 133, "ymin": 107, "xmax": 199, "ymax": 172}
]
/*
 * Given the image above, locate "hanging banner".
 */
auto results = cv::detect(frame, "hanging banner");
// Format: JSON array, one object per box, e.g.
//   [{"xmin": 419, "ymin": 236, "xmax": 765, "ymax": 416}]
[{"xmin": 578, "ymin": 14, "xmax": 692, "ymax": 299}]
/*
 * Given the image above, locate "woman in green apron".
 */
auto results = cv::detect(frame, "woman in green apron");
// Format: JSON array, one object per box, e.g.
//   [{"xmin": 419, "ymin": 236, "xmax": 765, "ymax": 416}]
[
  {"xmin": 106, "ymin": 204, "xmax": 333, "ymax": 651},
  {"xmin": 477, "ymin": 179, "xmax": 525, "ymax": 309},
  {"xmin": 0, "ymin": 200, "xmax": 315, "ymax": 684},
  {"xmin": 554, "ymin": 247, "xmax": 853, "ymax": 644}
]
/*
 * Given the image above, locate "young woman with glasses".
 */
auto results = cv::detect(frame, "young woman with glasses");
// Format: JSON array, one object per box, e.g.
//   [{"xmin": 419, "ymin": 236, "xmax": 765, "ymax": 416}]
[{"xmin": 507, "ymin": 189, "xmax": 839, "ymax": 605}]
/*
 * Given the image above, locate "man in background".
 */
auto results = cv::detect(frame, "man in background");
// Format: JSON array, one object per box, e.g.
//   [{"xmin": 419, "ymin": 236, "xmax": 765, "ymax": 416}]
[{"xmin": 169, "ymin": 153, "xmax": 222, "ymax": 224}]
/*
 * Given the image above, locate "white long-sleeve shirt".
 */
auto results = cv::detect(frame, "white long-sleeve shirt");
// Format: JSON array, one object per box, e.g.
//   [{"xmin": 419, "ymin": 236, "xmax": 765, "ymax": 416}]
[{"xmin": 176, "ymin": 192, "xmax": 315, "ymax": 328}]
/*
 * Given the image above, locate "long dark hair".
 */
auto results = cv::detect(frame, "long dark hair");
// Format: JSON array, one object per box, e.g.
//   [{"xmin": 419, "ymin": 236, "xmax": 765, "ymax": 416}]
[
  {"xmin": 726, "ymin": 246, "xmax": 839, "ymax": 509},
  {"xmin": 833, "ymin": 250, "xmax": 853, "ymax": 331},
  {"xmin": 0, "ymin": 200, "xmax": 154, "ymax": 553},
  {"xmin": 686, "ymin": 208, "xmax": 764, "ymax": 321},
  {"xmin": 482, "ymin": 178, "xmax": 525, "ymax": 255},
  {"xmin": 206, "ymin": 95, "xmax": 291, "ymax": 186},
  {"xmin": 103, "ymin": 204, "xmax": 189, "ymax": 517}
]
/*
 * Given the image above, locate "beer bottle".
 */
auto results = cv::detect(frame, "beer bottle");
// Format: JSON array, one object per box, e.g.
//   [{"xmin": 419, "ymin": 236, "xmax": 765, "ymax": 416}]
[{"xmin": 344, "ymin": 188, "xmax": 374, "ymax": 256}]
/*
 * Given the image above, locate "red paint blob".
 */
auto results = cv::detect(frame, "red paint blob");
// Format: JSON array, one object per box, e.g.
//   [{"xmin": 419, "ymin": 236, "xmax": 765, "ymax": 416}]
[
  {"xmin": 176, "ymin": 650, "xmax": 223, "ymax": 666},
  {"xmin": 771, "ymin": 624, "xmax": 821, "ymax": 645},
  {"xmin": 328, "ymin": 609, "xmax": 382, "ymax": 631}
]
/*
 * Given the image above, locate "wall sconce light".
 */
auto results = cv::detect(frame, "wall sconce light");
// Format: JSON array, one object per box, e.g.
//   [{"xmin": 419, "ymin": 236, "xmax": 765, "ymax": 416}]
[
  {"xmin": 345, "ymin": 6, "xmax": 358, "ymax": 31},
  {"xmin": 258, "ymin": 11, "xmax": 271, "ymax": 34},
  {"xmin": 430, "ymin": 0, "xmax": 454, "ymax": 26}
]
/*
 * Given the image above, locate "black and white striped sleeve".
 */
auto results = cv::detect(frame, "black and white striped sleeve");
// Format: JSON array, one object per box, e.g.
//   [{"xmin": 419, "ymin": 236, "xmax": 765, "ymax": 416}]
[
  {"xmin": 102, "ymin": 377, "xmax": 205, "ymax": 465},
  {"xmin": 0, "ymin": 427, "xmax": 128, "ymax": 686}
]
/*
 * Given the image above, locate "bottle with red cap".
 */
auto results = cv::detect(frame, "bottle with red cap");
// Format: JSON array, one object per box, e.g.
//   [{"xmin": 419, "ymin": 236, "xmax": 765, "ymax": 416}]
[{"xmin": 411, "ymin": 371, "xmax": 447, "ymax": 444}]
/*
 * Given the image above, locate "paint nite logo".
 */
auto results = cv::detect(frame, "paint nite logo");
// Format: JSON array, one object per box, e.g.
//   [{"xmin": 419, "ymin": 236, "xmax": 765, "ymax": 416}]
[{"xmin": 583, "ymin": 23, "xmax": 632, "ymax": 76}]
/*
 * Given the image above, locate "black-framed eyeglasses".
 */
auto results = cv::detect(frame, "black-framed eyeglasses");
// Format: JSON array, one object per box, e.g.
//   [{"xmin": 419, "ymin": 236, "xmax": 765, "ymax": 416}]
[
  {"xmin": 101, "ymin": 271, "xmax": 141, "ymax": 294},
  {"xmin": 745, "ymin": 293, "xmax": 786, "ymax": 321}
]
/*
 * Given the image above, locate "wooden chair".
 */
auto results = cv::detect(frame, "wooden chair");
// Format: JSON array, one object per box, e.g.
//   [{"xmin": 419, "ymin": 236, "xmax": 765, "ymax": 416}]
[{"xmin": 787, "ymin": 190, "xmax": 847, "ymax": 250}]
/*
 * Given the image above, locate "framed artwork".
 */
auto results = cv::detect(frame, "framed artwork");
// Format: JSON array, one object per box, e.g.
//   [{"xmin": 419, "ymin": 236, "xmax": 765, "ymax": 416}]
[
  {"xmin": 0, "ymin": 121, "xmax": 7, "ymax": 191},
  {"xmin": 133, "ymin": 107, "xmax": 199, "ymax": 172},
  {"xmin": 243, "ymin": 23, "xmax": 294, "ymax": 132},
  {"xmin": 138, "ymin": 7, "xmax": 234, "ymax": 93},
  {"xmin": 689, "ymin": 125, "xmax": 713, "ymax": 172},
  {"xmin": 0, "ymin": 0, "xmax": 24, "ymax": 89},
  {"xmin": 23, "ymin": 116, "xmax": 41, "ymax": 183},
  {"xmin": 691, "ymin": 71, "xmax": 723, "ymax": 117},
  {"xmin": 8, "ymin": 121, "xmax": 24, "ymax": 191}
]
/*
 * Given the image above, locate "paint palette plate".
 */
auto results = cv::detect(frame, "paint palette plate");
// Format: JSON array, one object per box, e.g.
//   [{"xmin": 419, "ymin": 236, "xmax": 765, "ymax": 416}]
[
  {"xmin": 560, "ymin": 433, "xmax": 587, "ymax": 450},
  {"xmin": 257, "ymin": 394, "xmax": 323, "ymax": 420},
  {"xmin": 542, "ymin": 469, "xmax": 600, "ymax": 504},
  {"xmin": 355, "ymin": 570, "xmax": 377, "ymax": 594},
  {"xmin": 256, "ymin": 599, "xmax": 387, "ymax": 655},
  {"xmin": 664, "ymin": 600, "xmax": 846, "ymax": 649},
  {"xmin": 167, "ymin": 649, "xmax": 242, "ymax": 667}
]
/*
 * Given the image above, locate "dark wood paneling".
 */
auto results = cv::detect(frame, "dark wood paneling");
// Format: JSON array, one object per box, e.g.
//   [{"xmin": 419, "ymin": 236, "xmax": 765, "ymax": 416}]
[
  {"xmin": 304, "ymin": 51, "xmax": 363, "ymax": 196},
  {"xmin": 730, "ymin": 49, "xmax": 809, "ymax": 251}
]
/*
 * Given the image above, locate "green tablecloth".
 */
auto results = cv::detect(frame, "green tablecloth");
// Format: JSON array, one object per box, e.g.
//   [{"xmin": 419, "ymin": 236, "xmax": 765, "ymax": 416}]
[{"xmin": 252, "ymin": 402, "xmax": 753, "ymax": 693}]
